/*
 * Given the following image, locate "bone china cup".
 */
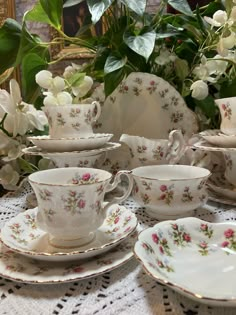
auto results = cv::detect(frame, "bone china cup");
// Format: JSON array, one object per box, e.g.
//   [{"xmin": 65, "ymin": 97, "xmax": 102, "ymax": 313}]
[
  {"xmin": 132, "ymin": 165, "xmax": 211, "ymax": 220},
  {"xmin": 28, "ymin": 167, "xmax": 133, "ymax": 248},
  {"xmin": 215, "ymin": 97, "xmax": 236, "ymax": 136},
  {"xmin": 43, "ymin": 101, "xmax": 101, "ymax": 138}
]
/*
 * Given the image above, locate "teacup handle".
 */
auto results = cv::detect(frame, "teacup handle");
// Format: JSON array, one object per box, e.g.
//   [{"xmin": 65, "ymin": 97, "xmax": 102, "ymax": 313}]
[
  {"xmin": 166, "ymin": 129, "xmax": 186, "ymax": 165},
  {"xmin": 91, "ymin": 101, "xmax": 101, "ymax": 123},
  {"xmin": 103, "ymin": 170, "xmax": 133, "ymax": 212}
]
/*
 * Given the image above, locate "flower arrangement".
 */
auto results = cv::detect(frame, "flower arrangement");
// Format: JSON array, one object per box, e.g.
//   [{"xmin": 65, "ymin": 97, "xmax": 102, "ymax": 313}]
[
  {"xmin": 36, "ymin": 64, "xmax": 94, "ymax": 106},
  {"xmin": 0, "ymin": 79, "xmax": 48, "ymax": 191}
]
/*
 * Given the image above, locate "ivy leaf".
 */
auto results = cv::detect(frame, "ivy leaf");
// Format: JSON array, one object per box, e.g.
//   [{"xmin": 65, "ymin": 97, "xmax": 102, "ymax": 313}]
[
  {"xmin": 220, "ymin": 78, "xmax": 236, "ymax": 98},
  {"xmin": 156, "ymin": 24, "xmax": 183, "ymax": 39},
  {"xmin": 104, "ymin": 54, "xmax": 127, "ymax": 74},
  {"xmin": 21, "ymin": 53, "xmax": 48, "ymax": 103},
  {"xmin": 87, "ymin": 0, "xmax": 114, "ymax": 24},
  {"xmin": 119, "ymin": 0, "xmax": 146, "ymax": 16},
  {"xmin": 67, "ymin": 72, "xmax": 86, "ymax": 86},
  {"xmin": 0, "ymin": 19, "xmax": 22, "ymax": 74},
  {"xmin": 104, "ymin": 68, "xmax": 124, "ymax": 97},
  {"xmin": 123, "ymin": 30, "xmax": 156, "ymax": 61},
  {"xmin": 174, "ymin": 58, "xmax": 189, "ymax": 81},
  {"xmin": 167, "ymin": 0, "xmax": 193, "ymax": 16},
  {"xmin": 63, "ymin": 0, "xmax": 85, "ymax": 8},
  {"xmin": 25, "ymin": 0, "xmax": 63, "ymax": 29}
]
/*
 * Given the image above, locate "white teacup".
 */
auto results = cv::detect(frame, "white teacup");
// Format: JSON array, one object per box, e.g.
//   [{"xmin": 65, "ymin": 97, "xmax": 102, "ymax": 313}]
[
  {"xmin": 223, "ymin": 151, "xmax": 236, "ymax": 186},
  {"xmin": 120, "ymin": 130, "xmax": 186, "ymax": 168},
  {"xmin": 132, "ymin": 165, "xmax": 210, "ymax": 220},
  {"xmin": 28, "ymin": 167, "xmax": 133, "ymax": 248},
  {"xmin": 215, "ymin": 97, "xmax": 236, "ymax": 135},
  {"xmin": 43, "ymin": 101, "xmax": 101, "ymax": 138}
]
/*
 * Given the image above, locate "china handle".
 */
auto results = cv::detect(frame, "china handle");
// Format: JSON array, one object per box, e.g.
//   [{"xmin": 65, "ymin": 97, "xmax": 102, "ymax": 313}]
[
  {"xmin": 91, "ymin": 101, "xmax": 101, "ymax": 123},
  {"xmin": 166, "ymin": 129, "xmax": 186, "ymax": 165},
  {"xmin": 103, "ymin": 171, "xmax": 133, "ymax": 212}
]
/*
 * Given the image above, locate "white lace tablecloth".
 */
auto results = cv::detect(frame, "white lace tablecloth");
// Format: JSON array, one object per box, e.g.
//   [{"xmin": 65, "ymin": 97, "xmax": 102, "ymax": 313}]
[{"xmin": 1, "ymin": 181, "xmax": 236, "ymax": 315}]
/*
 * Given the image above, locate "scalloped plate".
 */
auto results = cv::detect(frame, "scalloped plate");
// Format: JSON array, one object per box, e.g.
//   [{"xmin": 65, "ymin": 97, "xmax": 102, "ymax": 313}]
[{"xmin": 134, "ymin": 217, "xmax": 236, "ymax": 306}]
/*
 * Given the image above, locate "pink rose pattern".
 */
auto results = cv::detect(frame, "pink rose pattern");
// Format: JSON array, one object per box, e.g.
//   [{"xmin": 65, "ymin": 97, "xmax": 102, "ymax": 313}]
[
  {"xmin": 71, "ymin": 172, "xmax": 100, "ymax": 185},
  {"xmin": 221, "ymin": 228, "xmax": 236, "ymax": 254},
  {"xmin": 221, "ymin": 103, "xmax": 232, "ymax": 120},
  {"xmin": 158, "ymin": 184, "xmax": 174, "ymax": 205},
  {"xmin": 62, "ymin": 191, "xmax": 86, "ymax": 215}
]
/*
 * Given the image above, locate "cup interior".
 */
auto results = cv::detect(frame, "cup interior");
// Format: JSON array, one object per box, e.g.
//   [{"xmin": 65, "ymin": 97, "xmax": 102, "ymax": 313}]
[
  {"xmin": 29, "ymin": 167, "xmax": 111, "ymax": 186},
  {"xmin": 132, "ymin": 165, "xmax": 210, "ymax": 180}
]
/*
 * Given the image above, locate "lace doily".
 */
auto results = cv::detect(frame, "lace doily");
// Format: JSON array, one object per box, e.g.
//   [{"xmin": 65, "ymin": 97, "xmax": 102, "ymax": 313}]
[{"xmin": 1, "ymin": 180, "xmax": 236, "ymax": 315}]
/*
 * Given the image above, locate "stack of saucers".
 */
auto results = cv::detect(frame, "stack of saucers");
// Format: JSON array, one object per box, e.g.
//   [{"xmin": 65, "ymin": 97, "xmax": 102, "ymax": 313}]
[
  {"xmin": 0, "ymin": 167, "xmax": 137, "ymax": 284},
  {"xmin": 191, "ymin": 97, "xmax": 236, "ymax": 205},
  {"xmin": 23, "ymin": 101, "xmax": 121, "ymax": 168}
]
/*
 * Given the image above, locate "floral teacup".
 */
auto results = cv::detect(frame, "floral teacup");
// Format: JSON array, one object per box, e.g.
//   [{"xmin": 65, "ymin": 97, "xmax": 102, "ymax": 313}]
[
  {"xmin": 132, "ymin": 165, "xmax": 210, "ymax": 220},
  {"xmin": 215, "ymin": 97, "xmax": 236, "ymax": 136},
  {"xmin": 28, "ymin": 167, "xmax": 133, "ymax": 248},
  {"xmin": 43, "ymin": 101, "xmax": 101, "ymax": 138},
  {"xmin": 120, "ymin": 130, "xmax": 186, "ymax": 168}
]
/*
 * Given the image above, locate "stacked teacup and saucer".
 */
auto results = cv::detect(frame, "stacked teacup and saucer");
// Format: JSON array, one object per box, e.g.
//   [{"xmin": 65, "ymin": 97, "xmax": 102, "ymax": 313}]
[
  {"xmin": 192, "ymin": 97, "xmax": 236, "ymax": 205},
  {"xmin": 23, "ymin": 101, "xmax": 121, "ymax": 168},
  {"xmin": 0, "ymin": 167, "xmax": 138, "ymax": 283}
]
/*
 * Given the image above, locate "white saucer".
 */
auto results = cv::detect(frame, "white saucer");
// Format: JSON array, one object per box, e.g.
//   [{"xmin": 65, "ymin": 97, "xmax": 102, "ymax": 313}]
[
  {"xmin": 1, "ymin": 205, "xmax": 137, "ymax": 262},
  {"xmin": 208, "ymin": 189, "xmax": 236, "ymax": 206},
  {"xmin": 193, "ymin": 140, "xmax": 236, "ymax": 152},
  {"xmin": 0, "ymin": 229, "xmax": 137, "ymax": 284},
  {"xmin": 208, "ymin": 172, "xmax": 236, "ymax": 200},
  {"xmin": 27, "ymin": 134, "xmax": 113, "ymax": 152},
  {"xmin": 22, "ymin": 142, "xmax": 121, "ymax": 157},
  {"xmin": 201, "ymin": 130, "xmax": 236, "ymax": 148},
  {"xmin": 134, "ymin": 217, "xmax": 236, "ymax": 306}
]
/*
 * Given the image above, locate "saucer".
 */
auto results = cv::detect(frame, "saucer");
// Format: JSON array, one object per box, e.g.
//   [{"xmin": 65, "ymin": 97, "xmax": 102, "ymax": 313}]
[
  {"xmin": 27, "ymin": 134, "xmax": 113, "ymax": 152},
  {"xmin": 1, "ymin": 205, "xmax": 137, "ymax": 262},
  {"xmin": 208, "ymin": 172, "xmax": 236, "ymax": 200},
  {"xmin": 201, "ymin": 130, "xmax": 236, "ymax": 148},
  {"xmin": 134, "ymin": 217, "xmax": 236, "ymax": 306},
  {"xmin": 22, "ymin": 142, "xmax": 121, "ymax": 157},
  {"xmin": 193, "ymin": 140, "xmax": 236, "ymax": 152},
  {"xmin": 0, "ymin": 230, "xmax": 137, "ymax": 284},
  {"xmin": 208, "ymin": 189, "xmax": 236, "ymax": 206}
]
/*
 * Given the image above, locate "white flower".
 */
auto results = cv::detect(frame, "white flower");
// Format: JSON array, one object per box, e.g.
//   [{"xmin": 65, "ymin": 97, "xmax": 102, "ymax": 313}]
[
  {"xmin": 155, "ymin": 49, "xmax": 177, "ymax": 66},
  {"xmin": 36, "ymin": 70, "xmax": 65, "ymax": 94},
  {"xmin": 63, "ymin": 63, "xmax": 83, "ymax": 79},
  {"xmin": 0, "ymin": 164, "xmax": 20, "ymax": 190},
  {"xmin": 2, "ymin": 142, "xmax": 25, "ymax": 162},
  {"xmin": 190, "ymin": 80, "xmax": 209, "ymax": 100},
  {"xmin": 43, "ymin": 91, "xmax": 73, "ymax": 106},
  {"xmin": 72, "ymin": 76, "xmax": 93, "ymax": 98},
  {"xmin": 24, "ymin": 104, "xmax": 48, "ymax": 131},
  {"xmin": 0, "ymin": 79, "xmax": 29, "ymax": 136},
  {"xmin": 217, "ymin": 31, "xmax": 236, "ymax": 56},
  {"xmin": 204, "ymin": 10, "xmax": 228, "ymax": 27}
]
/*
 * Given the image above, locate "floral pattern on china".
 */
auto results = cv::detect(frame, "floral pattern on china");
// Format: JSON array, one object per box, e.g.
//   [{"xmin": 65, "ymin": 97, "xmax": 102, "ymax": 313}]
[
  {"xmin": 0, "ymin": 206, "xmax": 137, "ymax": 261},
  {"xmin": 95, "ymin": 72, "xmax": 198, "ymax": 140},
  {"xmin": 134, "ymin": 217, "xmax": 236, "ymax": 306}
]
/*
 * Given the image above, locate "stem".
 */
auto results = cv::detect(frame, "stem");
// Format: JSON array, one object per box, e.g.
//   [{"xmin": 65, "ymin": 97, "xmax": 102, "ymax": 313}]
[{"xmin": 0, "ymin": 113, "xmax": 11, "ymax": 137}]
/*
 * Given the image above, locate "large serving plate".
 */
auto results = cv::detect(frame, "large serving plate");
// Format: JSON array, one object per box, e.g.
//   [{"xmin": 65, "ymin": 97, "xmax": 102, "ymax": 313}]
[
  {"xmin": 200, "ymin": 130, "xmax": 236, "ymax": 148},
  {"xmin": 193, "ymin": 140, "xmax": 236, "ymax": 152},
  {"xmin": 134, "ymin": 217, "xmax": 236, "ymax": 306},
  {"xmin": 95, "ymin": 73, "xmax": 198, "ymax": 140}
]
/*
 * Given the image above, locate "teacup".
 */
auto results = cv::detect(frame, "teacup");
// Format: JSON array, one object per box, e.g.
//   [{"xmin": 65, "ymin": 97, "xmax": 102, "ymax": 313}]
[
  {"xmin": 132, "ymin": 165, "xmax": 210, "ymax": 220},
  {"xmin": 120, "ymin": 130, "xmax": 186, "ymax": 168},
  {"xmin": 28, "ymin": 167, "xmax": 133, "ymax": 248},
  {"xmin": 215, "ymin": 97, "xmax": 236, "ymax": 135},
  {"xmin": 223, "ymin": 151, "xmax": 236, "ymax": 186},
  {"xmin": 43, "ymin": 101, "xmax": 101, "ymax": 138}
]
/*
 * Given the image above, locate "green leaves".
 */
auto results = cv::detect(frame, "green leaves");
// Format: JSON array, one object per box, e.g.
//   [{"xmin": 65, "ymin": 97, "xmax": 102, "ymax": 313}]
[
  {"xmin": 63, "ymin": 0, "xmax": 85, "ymax": 8},
  {"xmin": 104, "ymin": 68, "xmax": 124, "ymax": 97},
  {"xmin": 104, "ymin": 54, "xmax": 127, "ymax": 74},
  {"xmin": 24, "ymin": 0, "xmax": 63, "ymax": 30},
  {"xmin": 167, "ymin": 0, "xmax": 193, "ymax": 16},
  {"xmin": 120, "ymin": 0, "xmax": 146, "ymax": 16},
  {"xmin": 123, "ymin": 30, "xmax": 156, "ymax": 61},
  {"xmin": 67, "ymin": 72, "xmax": 86, "ymax": 86},
  {"xmin": 22, "ymin": 53, "xmax": 48, "ymax": 103},
  {"xmin": 87, "ymin": 0, "xmax": 114, "ymax": 24},
  {"xmin": 0, "ymin": 19, "xmax": 22, "ymax": 73}
]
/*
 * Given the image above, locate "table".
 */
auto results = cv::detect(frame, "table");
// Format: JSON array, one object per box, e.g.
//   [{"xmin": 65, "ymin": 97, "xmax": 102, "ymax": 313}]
[{"xmin": 1, "ymin": 180, "xmax": 236, "ymax": 315}]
